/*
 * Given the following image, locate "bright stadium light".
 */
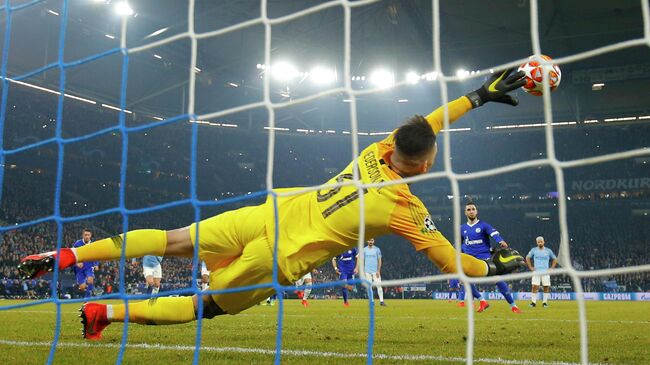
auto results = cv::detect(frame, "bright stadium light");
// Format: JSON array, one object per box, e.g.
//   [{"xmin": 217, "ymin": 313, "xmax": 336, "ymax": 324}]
[
  {"xmin": 271, "ymin": 61, "xmax": 299, "ymax": 82},
  {"xmin": 405, "ymin": 71, "xmax": 420, "ymax": 84},
  {"xmin": 456, "ymin": 69, "xmax": 470, "ymax": 79},
  {"xmin": 310, "ymin": 66, "xmax": 336, "ymax": 85},
  {"xmin": 145, "ymin": 27, "xmax": 169, "ymax": 39},
  {"xmin": 424, "ymin": 71, "xmax": 438, "ymax": 81},
  {"xmin": 114, "ymin": 2, "xmax": 134, "ymax": 16},
  {"xmin": 369, "ymin": 69, "xmax": 394, "ymax": 89}
]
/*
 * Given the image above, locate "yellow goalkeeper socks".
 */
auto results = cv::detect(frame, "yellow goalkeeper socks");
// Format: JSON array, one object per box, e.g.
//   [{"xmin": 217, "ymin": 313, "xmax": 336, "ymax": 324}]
[
  {"xmin": 107, "ymin": 296, "xmax": 196, "ymax": 325},
  {"xmin": 425, "ymin": 245, "xmax": 489, "ymax": 277},
  {"xmin": 74, "ymin": 229, "xmax": 167, "ymax": 263}
]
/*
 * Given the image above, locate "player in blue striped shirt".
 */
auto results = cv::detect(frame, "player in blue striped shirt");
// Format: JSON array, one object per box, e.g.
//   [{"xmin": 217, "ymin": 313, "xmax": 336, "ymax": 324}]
[
  {"xmin": 332, "ymin": 248, "xmax": 358, "ymax": 307},
  {"xmin": 459, "ymin": 202, "xmax": 521, "ymax": 313},
  {"xmin": 72, "ymin": 229, "xmax": 98, "ymax": 298},
  {"xmin": 526, "ymin": 236, "xmax": 557, "ymax": 308}
]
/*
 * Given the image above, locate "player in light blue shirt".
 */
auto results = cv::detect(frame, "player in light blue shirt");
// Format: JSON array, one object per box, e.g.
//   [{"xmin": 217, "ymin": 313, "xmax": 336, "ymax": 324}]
[
  {"xmin": 459, "ymin": 202, "xmax": 521, "ymax": 313},
  {"xmin": 142, "ymin": 255, "xmax": 163, "ymax": 294},
  {"xmin": 526, "ymin": 236, "xmax": 557, "ymax": 308},
  {"xmin": 363, "ymin": 238, "xmax": 385, "ymax": 306}
]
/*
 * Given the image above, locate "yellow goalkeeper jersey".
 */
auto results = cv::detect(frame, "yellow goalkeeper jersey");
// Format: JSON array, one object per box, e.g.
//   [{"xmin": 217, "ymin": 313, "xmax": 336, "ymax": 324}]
[{"xmin": 265, "ymin": 96, "xmax": 473, "ymax": 281}]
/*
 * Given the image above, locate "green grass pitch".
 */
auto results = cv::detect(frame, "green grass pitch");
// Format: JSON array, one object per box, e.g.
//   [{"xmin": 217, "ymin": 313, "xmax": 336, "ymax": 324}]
[{"xmin": 0, "ymin": 299, "xmax": 648, "ymax": 364}]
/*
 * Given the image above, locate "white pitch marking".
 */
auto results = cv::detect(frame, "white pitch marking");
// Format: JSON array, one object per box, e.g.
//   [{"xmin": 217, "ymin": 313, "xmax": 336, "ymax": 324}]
[
  {"xmin": 1, "ymin": 310, "xmax": 648, "ymax": 325},
  {"xmin": 0, "ymin": 340, "xmax": 608, "ymax": 365}
]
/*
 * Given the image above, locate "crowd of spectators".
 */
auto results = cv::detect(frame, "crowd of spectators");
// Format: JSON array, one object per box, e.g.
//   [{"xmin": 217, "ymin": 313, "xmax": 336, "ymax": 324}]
[{"xmin": 1, "ymin": 85, "xmax": 649, "ymax": 300}]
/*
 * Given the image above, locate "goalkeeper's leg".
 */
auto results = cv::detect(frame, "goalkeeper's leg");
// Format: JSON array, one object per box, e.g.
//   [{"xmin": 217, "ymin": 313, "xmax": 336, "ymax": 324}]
[
  {"xmin": 19, "ymin": 228, "xmax": 193, "ymax": 279},
  {"xmin": 81, "ymin": 294, "xmax": 224, "ymax": 340}
]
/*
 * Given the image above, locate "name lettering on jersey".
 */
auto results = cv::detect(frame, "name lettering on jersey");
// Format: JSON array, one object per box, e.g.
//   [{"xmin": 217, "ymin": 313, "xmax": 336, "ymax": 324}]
[{"xmin": 363, "ymin": 150, "xmax": 385, "ymax": 189}]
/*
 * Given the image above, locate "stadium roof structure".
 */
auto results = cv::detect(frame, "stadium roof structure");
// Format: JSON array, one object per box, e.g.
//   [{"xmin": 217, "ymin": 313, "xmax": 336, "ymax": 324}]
[{"xmin": 3, "ymin": 0, "xmax": 649, "ymax": 132}]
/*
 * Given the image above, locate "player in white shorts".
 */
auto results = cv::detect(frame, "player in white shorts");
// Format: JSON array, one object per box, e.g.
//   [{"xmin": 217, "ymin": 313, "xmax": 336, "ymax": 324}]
[
  {"xmin": 142, "ymin": 255, "xmax": 163, "ymax": 294},
  {"xmin": 526, "ymin": 236, "xmax": 557, "ymax": 308},
  {"xmin": 200, "ymin": 261, "xmax": 210, "ymax": 291},
  {"xmin": 363, "ymin": 238, "xmax": 385, "ymax": 306},
  {"xmin": 294, "ymin": 271, "xmax": 314, "ymax": 307}
]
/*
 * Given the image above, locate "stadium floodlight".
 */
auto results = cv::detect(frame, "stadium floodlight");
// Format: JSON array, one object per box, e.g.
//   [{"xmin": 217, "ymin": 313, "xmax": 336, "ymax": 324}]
[
  {"xmin": 271, "ymin": 61, "xmax": 299, "ymax": 82},
  {"xmin": 369, "ymin": 69, "xmax": 394, "ymax": 89},
  {"xmin": 114, "ymin": 2, "xmax": 134, "ymax": 16},
  {"xmin": 405, "ymin": 71, "xmax": 420, "ymax": 84},
  {"xmin": 456, "ymin": 69, "xmax": 470, "ymax": 79},
  {"xmin": 145, "ymin": 27, "xmax": 169, "ymax": 39},
  {"xmin": 592, "ymin": 82, "xmax": 605, "ymax": 91},
  {"xmin": 310, "ymin": 66, "xmax": 336, "ymax": 85},
  {"xmin": 423, "ymin": 71, "xmax": 438, "ymax": 81}
]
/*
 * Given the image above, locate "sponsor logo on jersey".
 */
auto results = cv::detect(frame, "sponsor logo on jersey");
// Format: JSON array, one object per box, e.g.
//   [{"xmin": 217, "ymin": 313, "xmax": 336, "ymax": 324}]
[{"xmin": 475, "ymin": 228, "xmax": 481, "ymax": 233}]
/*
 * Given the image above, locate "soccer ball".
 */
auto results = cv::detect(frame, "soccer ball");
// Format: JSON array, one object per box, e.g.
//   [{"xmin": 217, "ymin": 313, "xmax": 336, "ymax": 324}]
[{"xmin": 517, "ymin": 55, "xmax": 561, "ymax": 96}]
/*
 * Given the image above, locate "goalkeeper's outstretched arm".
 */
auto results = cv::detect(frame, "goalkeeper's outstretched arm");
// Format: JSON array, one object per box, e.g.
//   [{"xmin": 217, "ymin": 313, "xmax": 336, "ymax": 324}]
[
  {"xmin": 423, "ymin": 245, "xmax": 525, "ymax": 277},
  {"xmin": 424, "ymin": 68, "xmax": 526, "ymax": 134}
]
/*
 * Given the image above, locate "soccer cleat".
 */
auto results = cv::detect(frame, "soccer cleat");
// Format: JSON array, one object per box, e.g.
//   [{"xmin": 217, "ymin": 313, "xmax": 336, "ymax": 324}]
[
  {"xmin": 18, "ymin": 251, "xmax": 57, "ymax": 279},
  {"xmin": 529, "ymin": 302, "xmax": 536, "ymax": 308},
  {"xmin": 511, "ymin": 306, "xmax": 522, "ymax": 314},
  {"xmin": 457, "ymin": 301, "xmax": 465, "ymax": 308},
  {"xmin": 343, "ymin": 301, "xmax": 350, "ymax": 307},
  {"xmin": 543, "ymin": 303, "xmax": 548, "ymax": 308},
  {"xmin": 294, "ymin": 290, "xmax": 304, "ymax": 299},
  {"xmin": 477, "ymin": 300, "xmax": 490, "ymax": 313},
  {"xmin": 380, "ymin": 302, "xmax": 387, "ymax": 307},
  {"xmin": 80, "ymin": 303, "xmax": 110, "ymax": 340},
  {"xmin": 301, "ymin": 299, "xmax": 309, "ymax": 307}
]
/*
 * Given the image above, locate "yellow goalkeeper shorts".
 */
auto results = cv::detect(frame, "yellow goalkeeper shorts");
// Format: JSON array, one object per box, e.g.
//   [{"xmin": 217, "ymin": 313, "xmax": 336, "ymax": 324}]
[{"xmin": 189, "ymin": 204, "xmax": 289, "ymax": 314}]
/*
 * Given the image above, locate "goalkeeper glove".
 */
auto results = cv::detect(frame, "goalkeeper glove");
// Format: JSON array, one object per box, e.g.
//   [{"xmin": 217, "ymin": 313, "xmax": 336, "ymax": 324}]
[
  {"xmin": 465, "ymin": 68, "xmax": 526, "ymax": 108},
  {"xmin": 485, "ymin": 248, "xmax": 525, "ymax": 276}
]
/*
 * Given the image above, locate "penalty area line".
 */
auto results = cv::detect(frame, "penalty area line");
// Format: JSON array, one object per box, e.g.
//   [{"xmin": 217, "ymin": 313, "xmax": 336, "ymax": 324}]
[{"xmin": 0, "ymin": 340, "xmax": 606, "ymax": 365}]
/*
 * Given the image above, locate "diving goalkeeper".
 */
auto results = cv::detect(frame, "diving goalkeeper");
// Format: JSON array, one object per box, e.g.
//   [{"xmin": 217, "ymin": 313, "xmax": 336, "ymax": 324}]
[{"xmin": 18, "ymin": 69, "xmax": 526, "ymax": 340}]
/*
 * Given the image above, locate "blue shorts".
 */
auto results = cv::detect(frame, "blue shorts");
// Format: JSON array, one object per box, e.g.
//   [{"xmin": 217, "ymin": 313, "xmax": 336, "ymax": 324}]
[
  {"xmin": 449, "ymin": 279, "xmax": 460, "ymax": 289},
  {"xmin": 339, "ymin": 271, "xmax": 355, "ymax": 281},
  {"xmin": 75, "ymin": 267, "xmax": 94, "ymax": 285}
]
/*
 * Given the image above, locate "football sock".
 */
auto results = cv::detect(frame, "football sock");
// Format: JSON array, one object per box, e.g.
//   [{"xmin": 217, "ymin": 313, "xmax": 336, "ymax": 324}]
[
  {"xmin": 471, "ymin": 284, "xmax": 483, "ymax": 300},
  {"xmin": 377, "ymin": 285, "xmax": 384, "ymax": 302},
  {"xmin": 74, "ymin": 230, "xmax": 167, "ymax": 264},
  {"xmin": 107, "ymin": 296, "xmax": 195, "ymax": 325},
  {"xmin": 85, "ymin": 283, "xmax": 94, "ymax": 298},
  {"xmin": 531, "ymin": 292, "xmax": 538, "ymax": 304},
  {"xmin": 496, "ymin": 281, "xmax": 515, "ymax": 305},
  {"xmin": 342, "ymin": 287, "xmax": 348, "ymax": 302},
  {"xmin": 542, "ymin": 292, "xmax": 549, "ymax": 303},
  {"xmin": 303, "ymin": 286, "xmax": 312, "ymax": 300},
  {"xmin": 152, "ymin": 286, "xmax": 160, "ymax": 295},
  {"xmin": 459, "ymin": 285, "xmax": 466, "ymax": 301}
]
